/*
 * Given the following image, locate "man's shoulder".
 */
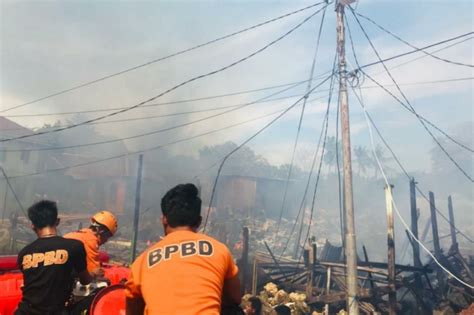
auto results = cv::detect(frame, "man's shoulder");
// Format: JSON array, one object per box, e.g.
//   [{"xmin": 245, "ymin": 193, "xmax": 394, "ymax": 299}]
[
  {"xmin": 54, "ymin": 236, "xmax": 86, "ymax": 251},
  {"xmin": 195, "ymin": 233, "xmax": 232, "ymax": 253}
]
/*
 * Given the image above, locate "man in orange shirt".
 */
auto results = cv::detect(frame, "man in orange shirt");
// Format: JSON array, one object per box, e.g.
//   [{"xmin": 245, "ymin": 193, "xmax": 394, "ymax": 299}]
[
  {"xmin": 64, "ymin": 210, "xmax": 118, "ymax": 275},
  {"xmin": 125, "ymin": 183, "xmax": 241, "ymax": 315}
]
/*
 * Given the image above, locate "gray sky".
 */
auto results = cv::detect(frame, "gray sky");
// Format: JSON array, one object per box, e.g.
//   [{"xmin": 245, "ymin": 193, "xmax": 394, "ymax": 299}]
[{"xmin": 1, "ymin": 0, "xmax": 472, "ymax": 173}]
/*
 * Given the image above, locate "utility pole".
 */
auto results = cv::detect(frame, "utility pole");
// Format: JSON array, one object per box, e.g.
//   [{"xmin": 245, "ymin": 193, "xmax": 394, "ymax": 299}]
[
  {"xmin": 130, "ymin": 154, "xmax": 144, "ymax": 263},
  {"xmin": 336, "ymin": 1, "xmax": 358, "ymax": 314},
  {"xmin": 385, "ymin": 184, "xmax": 396, "ymax": 315}
]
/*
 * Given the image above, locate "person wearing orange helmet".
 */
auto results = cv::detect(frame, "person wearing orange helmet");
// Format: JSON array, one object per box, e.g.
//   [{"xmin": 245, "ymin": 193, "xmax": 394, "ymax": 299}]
[{"xmin": 64, "ymin": 210, "xmax": 118, "ymax": 276}]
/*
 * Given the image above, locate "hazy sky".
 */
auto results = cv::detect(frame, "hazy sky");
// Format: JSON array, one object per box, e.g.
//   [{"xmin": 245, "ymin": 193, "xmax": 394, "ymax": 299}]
[{"xmin": 1, "ymin": 0, "xmax": 472, "ymax": 174}]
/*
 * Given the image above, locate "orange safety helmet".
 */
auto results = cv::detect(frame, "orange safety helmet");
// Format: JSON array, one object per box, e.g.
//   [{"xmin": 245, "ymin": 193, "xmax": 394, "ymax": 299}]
[{"xmin": 91, "ymin": 211, "xmax": 118, "ymax": 236}]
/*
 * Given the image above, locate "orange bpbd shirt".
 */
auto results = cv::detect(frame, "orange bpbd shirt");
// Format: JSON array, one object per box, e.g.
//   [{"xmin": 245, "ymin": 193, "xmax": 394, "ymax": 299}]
[
  {"xmin": 64, "ymin": 228, "xmax": 100, "ymax": 273},
  {"xmin": 125, "ymin": 230, "xmax": 239, "ymax": 315}
]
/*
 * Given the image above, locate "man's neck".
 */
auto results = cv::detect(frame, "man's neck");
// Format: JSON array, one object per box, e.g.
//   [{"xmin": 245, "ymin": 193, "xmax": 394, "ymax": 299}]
[
  {"xmin": 165, "ymin": 226, "xmax": 195, "ymax": 235},
  {"xmin": 36, "ymin": 227, "xmax": 58, "ymax": 238}
]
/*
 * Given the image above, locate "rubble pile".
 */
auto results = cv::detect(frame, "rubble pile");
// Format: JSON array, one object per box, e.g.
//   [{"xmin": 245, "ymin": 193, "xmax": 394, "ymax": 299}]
[{"xmin": 242, "ymin": 282, "xmax": 312, "ymax": 315}]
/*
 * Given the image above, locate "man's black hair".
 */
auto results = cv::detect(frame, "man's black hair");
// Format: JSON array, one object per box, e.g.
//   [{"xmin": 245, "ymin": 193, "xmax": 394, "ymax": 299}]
[
  {"xmin": 249, "ymin": 296, "xmax": 262, "ymax": 315},
  {"xmin": 27, "ymin": 200, "xmax": 58, "ymax": 229},
  {"xmin": 274, "ymin": 305, "xmax": 291, "ymax": 315},
  {"xmin": 161, "ymin": 183, "xmax": 201, "ymax": 228}
]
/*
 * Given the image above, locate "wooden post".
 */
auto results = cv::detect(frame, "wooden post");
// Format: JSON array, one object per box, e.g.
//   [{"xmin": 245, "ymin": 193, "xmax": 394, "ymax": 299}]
[
  {"xmin": 251, "ymin": 257, "xmax": 258, "ymax": 295},
  {"xmin": 130, "ymin": 154, "xmax": 144, "ymax": 263},
  {"xmin": 447, "ymin": 196, "xmax": 458, "ymax": 251},
  {"xmin": 362, "ymin": 245, "xmax": 374, "ymax": 289},
  {"xmin": 336, "ymin": 2, "xmax": 359, "ymax": 313},
  {"xmin": 429, "ymin": 191, "xmax": 445, "ymax": 297},
  {"xmin": 306, "ymin": 239, "xmax": 316, "ymax": 297},
  {"xmin": 293, "ymin": 206, "xmax": 305, "ymax": 259},
  {"xmin": 428, "ymin": 192, "xmax": 441, "ymax": 258},
  {"xmin": 1, "ymin": 185, "xmax": 7, "ymax": 221},
  {"xmin": 325, "ymin": 266, "xmax": 332, "ymax": 315},
  {"xmin": 385, "ymin": 184, "xmax": 396, "ymax": 315},
  {"xmin": 409, "ymin": 179, "xmax": 423, "ymax": 292},
  {"xmin": 241, "ymin": 226, "xmax": 250, "ymax": 295}
]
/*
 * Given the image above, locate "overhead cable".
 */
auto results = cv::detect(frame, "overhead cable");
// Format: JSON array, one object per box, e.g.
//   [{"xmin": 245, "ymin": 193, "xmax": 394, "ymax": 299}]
[
  {"xmin": 345, "ymin": 18, "xmax": 474, "ymax": 243},
  {"xmin": 349, "ymin": 8, "xmax": 473, "ymax": 182},
  {"xmin": 354, "ymin": 87, "xmax": 474, "ymax": 289},
  {"xmin": 202, "ymin": 73, "xmax": 335, "ymax": 232},
  {"xmin": 274, "ymin": 4, "xmax": 327, "ymax": 243},
  {"xmin": 0, "ymin": 166, "xmax": 26, "ymax": 216},
  {"xmin": 355, "ymin": 11, "xmax": 473, "ymax": 68},
  {"xmin": 2, "ymin": 80, "xmax": 315, "ymax": 152},
  {"xmin": 1, "ymin": 4, "xmax": 328, "ymax": 143},
  {"xmin": 5, "ymin": 103, "xmax": 300, "ymax": 180},
  {"xmin": 0, "ymin": 1, "xmax": 327, "ymax": 113}
]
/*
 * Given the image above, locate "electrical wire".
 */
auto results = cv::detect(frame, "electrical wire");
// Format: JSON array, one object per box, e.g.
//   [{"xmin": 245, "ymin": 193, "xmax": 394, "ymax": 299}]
[
  {"xmin": 0, "ymin": 1, "xmax": 327, "ymax": 114},
  {"xmin": 0, "ymin": 166, "xmax": 26, "ymax": 216},
  {"xmin": 345, "ymin": 17, "xmax": 474, "ymax": 244},
  {"xmin": 2, "ymin": 80, "xmax": 312, "ymax": 152},
  {"xmin": 202, "ymin": 73, "xmax": 335, "ymax": 232},
  {"xmin": 278, "ymin": 88, "xmax": 334, "ymax": 258},
  {"xmin": 355, "ymin": 11, "xmax": 473, "ymax": 68},
  {"xmin": 4, "ymin": 103, "xmax": 297, "ymax": 180},
  {"xmin": 300, "ymin": 57, "xmax": 336, "ymax": 255},
  {"xmin": 344, "ymin": 17, "xmax": 473, "ymax": 154},
  {"xmin": 357, "ymin": 32, "xmax": 474, "ymax": 70},
  {"xmin": 353, "ymin": 86, "xmax": 474, "ymax": 289},
  {"xmin": 349, "ymin": 8, "xmax": 473, "ymax": 182},
  {"xmin": 274, "ymin": 4, "xmax": 327, "ymax": 243},
  {"xmin": 2, "ymin": 76, "xmax": 330, "ymax": 119},
  {"xmin": 1, "ymin": 4, "xmax": 329, "ymax": 143}
]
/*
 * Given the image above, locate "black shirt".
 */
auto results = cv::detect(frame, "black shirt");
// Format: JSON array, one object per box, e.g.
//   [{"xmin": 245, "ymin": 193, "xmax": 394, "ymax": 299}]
[{"xmin": 17, "ymin": 236, "xmax": 87, "ymax": 312}]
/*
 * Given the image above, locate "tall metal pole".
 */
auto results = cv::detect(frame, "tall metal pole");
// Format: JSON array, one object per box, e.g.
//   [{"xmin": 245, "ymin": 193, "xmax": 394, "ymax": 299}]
[
  {"xmin": 130, "ymin": 154, "xmax": 144, "ymax": 263},
  {"xmin": 447, "ymin": 196, "xmax": 458, "ymax": 250},
  {"xmin": 336, "ymin": 2, "xmax": 358, "ymax": 314},
  {"xmin": 385, "ymin": 184, "xmax": 396, "ymax": 315}
]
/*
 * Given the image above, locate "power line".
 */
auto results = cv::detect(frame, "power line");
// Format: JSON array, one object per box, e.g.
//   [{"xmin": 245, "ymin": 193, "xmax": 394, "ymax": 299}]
[
  {"xmin": 3, "ymin": 75, "xmax": 469, "ymax": 121},
  {"xmin": 355, "ymin": 11, "xmax": 473, "ymax": 68},
  {"xmin": 0, "ymin": 166, "xmax": 26, "ymax": 216},
  {"xmin": 300, "ymin": 57, "xmax": 336, "ymax": 255},
  {"xmin": 349, "ymin": 7, "xmax": 473, "ymax": 182},
  {"xmin": 1, "ymin": 5, "xmax": 329, "ymax": 143},
  {"xmin": 0, "ymin": 1, "xmax": 327, "ymax": 114},
  {"xmin": 345, "ymin": 16, "xmax": 474, "ymax": 244},
  {"xmin": 278, "ymin": 102, "xmax": 331, "ymax": 258},
  {"xmin": 354, "ymin": 86, "xmax": 474, "ymax": 289},
  {"xmin": 4, "ymin": 32, "xmax": 473, "ymax": 117},
  {"xmin": 274, "ymin": 4, "xmax": 327, "ymax": 243},
  {"xmin": 279, "ymin": 55, "xmax": 337, "ymax": 258},
  {"xmin": 5, "ymin": 102, "xmax": 300, "ymax": 180},
  {"xmin": 2, "ymin": 77, "xmax": 328, "ymax": 118},
  {"xmin": 202, "ymin": 73, "xmax": 335, "ymax": 232},
  {"xmin": 2, "ymin": 80, "xmax": 317, "ymax": 152},
  {"xmin": 344, "ymin": 16, "xmax": 473, "ymax": 154},
  {"xmin": 357, "ymin": 32, "xmax": 474, "ymax": 71}
]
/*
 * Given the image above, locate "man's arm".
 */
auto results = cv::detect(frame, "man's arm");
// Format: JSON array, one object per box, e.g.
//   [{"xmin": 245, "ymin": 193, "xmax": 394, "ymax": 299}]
[
  {"xmin": 126, "ymin": 297, "xmax": 145, "ymax": 315},
  {"xmin": 222, "ymin": 274, "xmax": 241, "ymax": 305}
]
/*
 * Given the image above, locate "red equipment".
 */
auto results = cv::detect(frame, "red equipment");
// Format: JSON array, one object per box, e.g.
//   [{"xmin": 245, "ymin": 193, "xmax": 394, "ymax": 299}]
[
  {"xmin": 89, "ymin": 284, "xmax": 126, "ymax": 315},
  {"xmin": 0, "ymin": 255, "xmax": 129, "ymax": 315}
]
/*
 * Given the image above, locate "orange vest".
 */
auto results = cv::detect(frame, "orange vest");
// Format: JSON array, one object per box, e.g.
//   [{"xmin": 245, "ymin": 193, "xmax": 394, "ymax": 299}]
[
  {"xmin": 64, "ymin": 228, "xmax": 100, "ymax": 273},
  {"xmin": 125, "ymin": 230, "xmax": 239, "ymax": 315}
]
